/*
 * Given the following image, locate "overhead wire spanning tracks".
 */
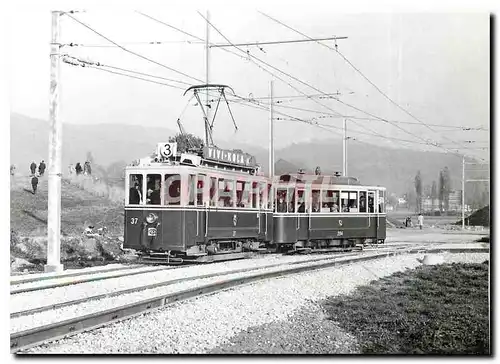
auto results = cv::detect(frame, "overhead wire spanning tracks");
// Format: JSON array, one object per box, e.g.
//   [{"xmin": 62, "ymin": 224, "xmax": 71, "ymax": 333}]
[{"xmin": 62, "ymin": 11, "xmax": 487, "ymax": 161}]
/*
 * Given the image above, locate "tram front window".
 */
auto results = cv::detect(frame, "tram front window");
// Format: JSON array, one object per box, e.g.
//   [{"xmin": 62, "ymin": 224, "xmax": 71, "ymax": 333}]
[
  {"xmin": 146, "ymin": 174, "xmax": 161, "ymax": 205},
  {"xmin": 129, "ymin": 174, "xmax": 143, "ymax": 205},
  {"xmin": 165, "ymin": 174, "xmax": 181, "ymax": 205}
]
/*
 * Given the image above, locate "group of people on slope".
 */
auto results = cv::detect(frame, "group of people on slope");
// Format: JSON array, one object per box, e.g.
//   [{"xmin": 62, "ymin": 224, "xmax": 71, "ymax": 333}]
[
  {"xmin": 68, "ymin": 161, "xmax": 92, "ymax": 176},
  {"xmin": 29, "ymin": 160, "xmax": 46, "ymax": 194}
]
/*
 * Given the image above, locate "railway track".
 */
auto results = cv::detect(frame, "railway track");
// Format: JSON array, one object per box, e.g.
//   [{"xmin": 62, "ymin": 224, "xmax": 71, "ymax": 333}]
[
  {"xmin": 10, "ymin": 248, "xmax": 385, "ymax": 319},
  {"xmin": 10, "ymin": 265, "xmax": 173, "ymax": 295},
  {"xmin": 11, "ymin": 243, "xmax": 488, "ymax": 353}
]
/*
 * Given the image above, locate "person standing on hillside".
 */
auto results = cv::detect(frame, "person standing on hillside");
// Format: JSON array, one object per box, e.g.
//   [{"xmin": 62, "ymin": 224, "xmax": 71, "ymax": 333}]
[
  {"xmin": 75, "ymin": 162, "xmax": 83, "ymax": 175},
  {"xmin": 10, "ymin": 165, "xmax": 15, "ymax": 176},
  {"xmin": 68, "ymin": 163, "xmax": 74, "ymax": 176},
  {"xmin": 38, "ymin": 160, "xmax": 46, "ymax": 177},
  {"xmin": 417, "ymin": 213, "xmax": 424, "ymax": 230},
  {"xmin": 30, "ymin": 161, "xmax": 37, "ymax": 175},
  {"xmin": 31, "ymin": 174, "xmax": 39, "ymax": 194}
]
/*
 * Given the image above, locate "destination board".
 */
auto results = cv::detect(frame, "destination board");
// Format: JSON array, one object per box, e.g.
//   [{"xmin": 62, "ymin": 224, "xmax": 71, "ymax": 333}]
[{"xmin": 203, "ymin": 146, "xmax": 257, "ymax": 167}]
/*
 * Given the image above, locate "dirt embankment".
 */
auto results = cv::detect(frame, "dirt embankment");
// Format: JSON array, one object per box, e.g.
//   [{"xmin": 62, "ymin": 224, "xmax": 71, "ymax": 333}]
[{"xmin": 10, "ymin": 174, "xmax": 127, "ymax": 273}]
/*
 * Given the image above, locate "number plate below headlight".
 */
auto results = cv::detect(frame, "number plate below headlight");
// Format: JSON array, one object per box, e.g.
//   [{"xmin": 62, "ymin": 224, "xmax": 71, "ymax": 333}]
[{"xmin": 147, "ymin": 228, "xmax": 157, "ymax": 237}]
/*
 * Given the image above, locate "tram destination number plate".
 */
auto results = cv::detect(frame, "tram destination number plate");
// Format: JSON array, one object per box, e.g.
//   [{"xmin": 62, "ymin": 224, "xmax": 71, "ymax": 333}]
[{"xmin": 148, "ymin": 228, "xmax": 157, "ymax": 237}]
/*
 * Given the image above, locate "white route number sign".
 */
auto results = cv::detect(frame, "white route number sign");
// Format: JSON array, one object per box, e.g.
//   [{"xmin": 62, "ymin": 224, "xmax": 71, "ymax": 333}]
[{"xmin": 157, "ymin": 143, "xmax": 177, "ymax": 159}]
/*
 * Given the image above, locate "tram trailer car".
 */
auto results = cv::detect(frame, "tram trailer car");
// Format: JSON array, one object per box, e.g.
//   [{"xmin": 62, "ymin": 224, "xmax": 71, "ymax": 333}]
[
  {"xmin": 273, "ymin": 174, "xmax": 386, "ymax": 250},
  {"xmin": 124, "ymin": 146, "xmax": 274, "ymax": 257}
]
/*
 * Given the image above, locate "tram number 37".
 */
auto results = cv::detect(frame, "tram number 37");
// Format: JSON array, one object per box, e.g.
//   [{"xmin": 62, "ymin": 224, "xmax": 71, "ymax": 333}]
[
  {"xmin": 130, "ymin": 218, "xmax": 139, "ymax": 225},
  {"xmin": 337, "ymin": 231, "xmax": 344, "ymax": 237}
]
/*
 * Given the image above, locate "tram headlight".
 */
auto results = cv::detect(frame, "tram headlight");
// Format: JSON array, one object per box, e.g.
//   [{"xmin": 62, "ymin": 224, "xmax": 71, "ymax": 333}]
[{"xmin": 146, "ymin": 213, "xmax": 158, "ymax": 224}]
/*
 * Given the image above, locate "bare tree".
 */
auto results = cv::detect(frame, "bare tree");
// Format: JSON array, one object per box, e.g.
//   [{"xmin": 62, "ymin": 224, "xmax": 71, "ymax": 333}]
[
  {"xmin": 414, "ymin": 171, "xmax": 422, "ymax": 212},
  {"xmin": 431, "ymin": 180, "xmax": 437, "ymax": 212}
]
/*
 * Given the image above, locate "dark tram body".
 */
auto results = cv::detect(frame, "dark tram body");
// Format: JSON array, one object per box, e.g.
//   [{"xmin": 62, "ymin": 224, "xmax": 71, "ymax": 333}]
[
  {"xmin": 273, "ymin": 174, "xmax": 386, "ymax": 249},
  {"xmin": 124, "ymin": 143, "xmax": 386, "ymax": 258}
]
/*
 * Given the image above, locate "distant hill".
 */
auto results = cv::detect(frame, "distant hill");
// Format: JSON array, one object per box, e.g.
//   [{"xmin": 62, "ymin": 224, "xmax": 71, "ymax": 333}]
[
  {"xmin": 10, "ymin": 113, "xmax": 177, "ymax": 170},
  {"xmin": 11, "ymin": 113, "xmax": 488, "ymax": 196}
]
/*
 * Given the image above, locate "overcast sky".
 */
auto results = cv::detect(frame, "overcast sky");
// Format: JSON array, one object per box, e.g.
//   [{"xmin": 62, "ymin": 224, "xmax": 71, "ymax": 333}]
[{"xmin": 6, "ymin": 0, "xmax": 491, "ymax": 160}]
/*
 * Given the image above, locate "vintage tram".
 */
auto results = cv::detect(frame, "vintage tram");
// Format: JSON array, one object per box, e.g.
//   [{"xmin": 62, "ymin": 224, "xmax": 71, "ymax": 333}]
[
  {"xmin": 124, "ymin": 143, "xmax": 274, "ymax": 262},
  {"xmin": 123, "ymin": 142, "xmax": 386, "ymax": 261},
  {"xmin": 273, "ymin": 173, "xmax": 386, "ymax": 251},
  {"xmin": 123, "ymin": 84, "xmax": 385, "ymax": 261}
]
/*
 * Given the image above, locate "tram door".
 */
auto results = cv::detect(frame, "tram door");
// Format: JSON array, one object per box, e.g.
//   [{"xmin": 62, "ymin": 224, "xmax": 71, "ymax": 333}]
[{"xmin": 274, "ymin": 187, "xmax": 298, "ymax": 244}]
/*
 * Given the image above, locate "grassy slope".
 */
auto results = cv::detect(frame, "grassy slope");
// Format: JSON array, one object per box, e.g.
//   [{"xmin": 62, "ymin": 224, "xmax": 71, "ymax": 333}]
[
  {"xmin": 323, "ymin": 262, "xmax": 490, "ymax": 354},
  {"xmin": 10, "ymin": 174, "xmax": 124, "ymax": 238}
]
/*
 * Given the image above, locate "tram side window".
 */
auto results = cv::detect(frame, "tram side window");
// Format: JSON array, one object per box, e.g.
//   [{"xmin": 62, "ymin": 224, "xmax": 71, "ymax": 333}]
[
  {"xmin": 349, "ymin": 192, "xmax": 358, "ymax": 212},
  {"xmin": 267, "ymin": 184, "xmax": 272, "ymax": 210},
  {"xmin": 129, "ymin": 174, "xmax": 143, "ymax": 205},
  {"xmin": 340, "ymin": 192, "xmax": 350, "ymax": 212},
  {"xmin": 368, "ymin": 191, "xmax": 375, "ymax": 213},
  {"xmin": 219, "ymin": 179, "xmax": 234, "ymax": 208},
  {"xmin": 311, "ymin": 190, "xmax": 320, "ymax": 212},
  {"xmin": 276, "ymin": 189, "xmax": 288, "ymax": 213},
  {"xmin": 197, "ymin": 175, "xmax": 206, "ymax": 206},
  {"xmin": 146, "ymin": 174, "xmax": 161, "ymax": 205},
  {"xmin": 187, "ymin": 174, "xmax": 196, "ymax": 206},
  {"xmin": 297, "ymin": 190, "xmax": 306, "ymax": 213},
  {"xmin": 209, "ymin": 177, "xmax": 217, "ymax": 206},
  {"xmin": 359, "ymin": 191, "xmax": 367, "ymax": 213},
  {"xmin": 236, "ymin": 180, "xmax": 251, "ymax": 208},
  {"xmin": 379, "ymin": 190, "xmax": 385, "ymax": 213},
  {"xmin": 321, "ymin": 190, "xmax": 339, "ymax": 212},
  {"xmin": 259, "ymin": 182, "xmax": 267, "ymax": 209},
  {"xmin": 164, "ymin": 174, "xmax": 181, "ymax": 205},
  {"xmin": 252, "ymin": 182, "xmax": 258, "ymax": 209}
]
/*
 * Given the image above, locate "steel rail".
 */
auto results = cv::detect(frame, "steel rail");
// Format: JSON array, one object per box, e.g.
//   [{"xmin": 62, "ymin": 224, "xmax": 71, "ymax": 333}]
[
  {"xmin": 11, "ymin": 246, "xmax": 488, "ymax": 353},
  {"xmin": 10, "ymin": 264, "xmax": 144, "ymax": 286},
  {"xmin": 11, "ymin": 266, "xmax": 171, "ymax": 295},
  {"xmin": 11, "ymin": 250, "xmax": 372, "ymax": 318}
]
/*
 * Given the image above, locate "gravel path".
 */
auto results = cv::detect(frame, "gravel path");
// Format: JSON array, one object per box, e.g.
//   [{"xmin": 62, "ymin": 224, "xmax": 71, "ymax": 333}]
[{"xmin": 22, "ymin": 252, "xmax": 489, "ymax": 354}]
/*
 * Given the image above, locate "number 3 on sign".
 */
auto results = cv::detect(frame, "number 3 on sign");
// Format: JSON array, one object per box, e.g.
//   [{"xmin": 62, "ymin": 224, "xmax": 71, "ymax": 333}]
[
  {"xmin": 130, "ymin": 217, "xmax": 138, "ymax": 225},
  {"xmin": 158, "ymin": 143, "xmax": 177, "ymax": 158}
]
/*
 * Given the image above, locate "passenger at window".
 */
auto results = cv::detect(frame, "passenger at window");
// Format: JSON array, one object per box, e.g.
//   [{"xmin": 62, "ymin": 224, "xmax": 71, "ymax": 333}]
[
  {"xmin": 277, "ymin": 197, "xmax": 287, "ymax": 212},
  {"xmin": 368, "ymin": 196, "xmax": 374, "ymax": 213},
  {"xmin": 147, "ymin": 187, "xmax": 161, "ymax": 205},
  {"xmin": 331, "ymin": 203, "xmax": 339, "ymax": 212},
  {"xmin": 298, "ymin": 199, "xmax": 305, "ymax": 213},
  {"xmin": 129, "ymin": 183, "xmax": 142, "ymax": 204},
  {"xmin": 342, "ymin": 205, "xmax": 350, "ymax": 212}
]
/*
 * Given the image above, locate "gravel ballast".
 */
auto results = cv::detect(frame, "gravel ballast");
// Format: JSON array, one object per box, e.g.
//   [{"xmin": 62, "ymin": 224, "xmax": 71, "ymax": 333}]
[
  {"xmin": 10, "ymin": 251, "xmax": 392, "ymax": 333},
  {"xmin": 22, "ymin": 252, "xmax": 489, "ymax": 354},
  {"xmin": 10, "ymin": 249, "xmax": 404, "ymax": 315}
]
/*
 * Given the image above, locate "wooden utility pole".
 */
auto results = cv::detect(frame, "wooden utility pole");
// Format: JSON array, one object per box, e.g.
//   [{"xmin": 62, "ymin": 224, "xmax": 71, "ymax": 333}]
[{"xmin": 46, "ymin": 10, "xmax": 64, "ymax": 273}]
